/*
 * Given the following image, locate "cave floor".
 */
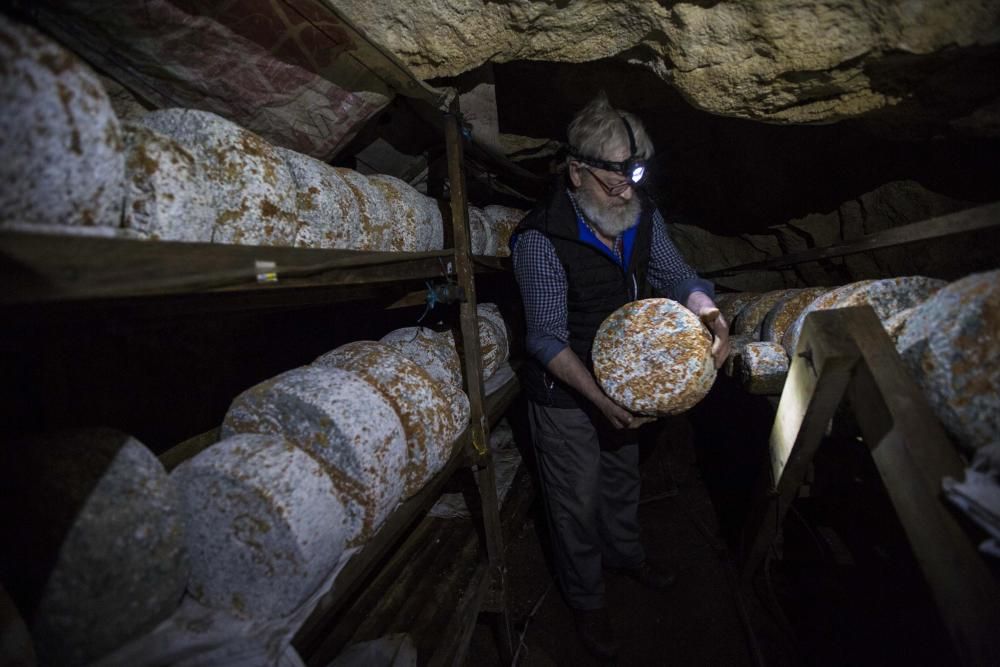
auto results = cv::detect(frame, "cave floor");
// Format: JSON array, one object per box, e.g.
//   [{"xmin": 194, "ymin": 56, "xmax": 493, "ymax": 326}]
[
  {"xmin": 463, "ymin": 381, "xmax": 957, "ymax": 667},
  {"xmin": 463, "ymin": 420, "xmax": 779, "ymax": 667}
]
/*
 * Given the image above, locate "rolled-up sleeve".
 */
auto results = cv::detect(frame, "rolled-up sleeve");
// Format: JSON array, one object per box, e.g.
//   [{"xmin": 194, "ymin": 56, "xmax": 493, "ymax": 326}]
[
  {"xmin": 648, "ymin": 209, "xmax": 715, "ymax": 305},
  {"xmin": 512, "ymin": 230, "xmax": 570, "ymax": 366}
]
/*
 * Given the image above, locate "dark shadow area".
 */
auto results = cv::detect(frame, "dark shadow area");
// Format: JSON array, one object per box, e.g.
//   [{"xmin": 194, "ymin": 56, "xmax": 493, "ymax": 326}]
[
  {"xmin": 492, "ymin": 58, "xmax": 1000, "ymax": 236},
  {"xmin": 0, "ymin": 297, "xmax": 438, "ymax": 453}
]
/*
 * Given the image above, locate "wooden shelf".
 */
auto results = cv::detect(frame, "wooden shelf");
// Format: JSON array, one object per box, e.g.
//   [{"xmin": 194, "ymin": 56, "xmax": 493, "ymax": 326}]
[
  {"xmin": 290, "ymin": 371, "xmax": 520, "ymax": 659},
  {"xmin": 0, "ymin": 231, "xmax": 509, "ymax": 311},
  {"xmin": 297, "ymin": 448, "xmax": 532, "ymax": 666}
]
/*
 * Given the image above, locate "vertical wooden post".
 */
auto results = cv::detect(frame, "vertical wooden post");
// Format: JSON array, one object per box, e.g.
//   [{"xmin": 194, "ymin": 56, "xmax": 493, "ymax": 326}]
[{"xmin": 443, "ymin": 98, "xmax": 512, "ymax": 660}]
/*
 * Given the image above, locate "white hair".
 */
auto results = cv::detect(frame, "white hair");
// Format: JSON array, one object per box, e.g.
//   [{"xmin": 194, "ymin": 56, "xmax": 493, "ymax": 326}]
[{"xmin": 566, "ymin": 92, "xmax": 654, "ymax": 164}]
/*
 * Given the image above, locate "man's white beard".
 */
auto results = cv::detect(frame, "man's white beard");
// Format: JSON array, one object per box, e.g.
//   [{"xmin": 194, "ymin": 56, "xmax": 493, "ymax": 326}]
[{"xmin": 575, "ymin": 185, "xmax": 641, "ymax": 238}]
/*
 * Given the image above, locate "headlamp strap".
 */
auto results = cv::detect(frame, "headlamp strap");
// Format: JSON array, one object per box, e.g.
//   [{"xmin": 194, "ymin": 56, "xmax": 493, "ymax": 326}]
[{"xmin": 620, "ymin": 115, "xmax": 637, "ymax": 159}]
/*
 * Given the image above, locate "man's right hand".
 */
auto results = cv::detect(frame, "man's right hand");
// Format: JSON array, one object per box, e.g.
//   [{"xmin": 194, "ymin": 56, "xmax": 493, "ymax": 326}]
[
  {"xmin": 598, "ymin": 396, "xmax": 655, "ymax": 430},
  {"xmin": 546, "ymin": 347, "xmax": 654, "ymax": 430}
]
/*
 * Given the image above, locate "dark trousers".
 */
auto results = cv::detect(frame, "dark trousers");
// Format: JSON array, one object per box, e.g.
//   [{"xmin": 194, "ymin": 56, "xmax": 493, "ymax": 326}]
[{"xmin": 528, "ymin": 401, "xmax": 645, "ymax": 610}]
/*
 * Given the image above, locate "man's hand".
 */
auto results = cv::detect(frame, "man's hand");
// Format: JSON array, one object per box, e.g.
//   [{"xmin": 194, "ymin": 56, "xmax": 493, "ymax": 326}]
[
  {"xmin": 596, "ymin": 394, "xmax": 656, "ymax": 430},
  {"xmin": 545, "ymin": 347, "xmax": 655, "ymax": 429},
  {"xmin": 686, "ymin": 292, "xmax": 731, "ymax": 369}
]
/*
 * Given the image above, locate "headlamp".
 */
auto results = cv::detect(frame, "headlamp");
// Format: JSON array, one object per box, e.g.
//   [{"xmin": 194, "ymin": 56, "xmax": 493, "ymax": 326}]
[{"xmin": 569, "ymin": 115, "xmax": 646, "ymax": 185}]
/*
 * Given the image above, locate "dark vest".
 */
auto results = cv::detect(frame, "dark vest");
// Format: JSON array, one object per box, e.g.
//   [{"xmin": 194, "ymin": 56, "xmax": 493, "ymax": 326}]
[{"xmin": 516, "ymin": 184, "xmax": 655, "ymax": 408}]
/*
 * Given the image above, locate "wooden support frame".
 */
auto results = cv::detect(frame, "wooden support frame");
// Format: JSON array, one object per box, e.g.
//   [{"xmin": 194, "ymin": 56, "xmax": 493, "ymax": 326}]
[
  {"xmin": 741, "ymin": 306, "xmax": 1000, "ymax": 666},
  {"xmin": 444, "ymin": 98, "xmax": 513, "ymax": 663}
]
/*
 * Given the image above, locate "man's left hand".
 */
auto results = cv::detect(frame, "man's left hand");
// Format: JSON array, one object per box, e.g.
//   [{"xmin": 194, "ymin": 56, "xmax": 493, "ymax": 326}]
[{"xmin": 686, "ymin": 292, "xmax": 730, "ymax": 369}]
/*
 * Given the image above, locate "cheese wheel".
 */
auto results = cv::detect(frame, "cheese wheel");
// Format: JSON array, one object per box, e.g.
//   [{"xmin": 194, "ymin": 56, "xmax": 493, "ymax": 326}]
[
  {"xmin": 380, "ymin": 327, "xmax": 470, "ymax": 434},
  {"xmin": 760, "ymin": 287, "xmax": 829, "ymax": 344},
  {"xmin": 0, "ymin": 16, "xmax": 124, "ymax": 230},
  {"xmin": 723, "ymin": 333, "xmax": 755, "ymax": 377},
  {"xmin": 368, "ymin": 174, "xmax": 440, "ymax": 252},
  {"xmin": 483, "ymin": 205, "xmax": 525, "ymax": 257},
  {"xmin": 733, "ymin": 289, "xmax": 796, "ymax": 337},
  {"xmin": 138, "ymin": 109, "xmax": 298, "ymax": 246},
  {"xmin": 593, "ymin": 299, "xmax": 716, "ymax": 415},
  {"xmin": 381, "ymin": 327, "xmax": 463, "ymax": 387},
  {"xmin": 783, "ymin": 277, "xmax": 944, "ymax": 354},
  {"xmin": 894, "ymin": 270, "xmax": 1000, "ymax": 452},
  {"xmin": 333, "ymin": 168, "xmax": 395, "ymax": 251},
  {"xmin": 782, "ymin": 280, "xmax": 877, "ymax": 354},
  {"xmin": 2, "ymin": 429, "xmax": 186, "ymax": 666},
  {"xmin": 276, "ymin": 148, "xmax": 366, "ymax": 250},
  {"xmin": 221, "ymin": 365, "xmax": 406, "ymax": 543},
  {"xmin": 468, "ymin": 206, "xmax": 495, "ymax": 256},
  {"xmin": 716, "ymin": 292, "xmax": 759, "ymax": 329},
  {"xmin": 314, "ymin": 341, "xmax": 465, "ymax": 495},
  {"xmin": 740, "ymin": 342, "xmax": 790, "ymax": 395},
  {"xmin": 172, "ymin": 433, "xmax": 347, "ymax": 619},
  {"xmin": 121, "ymin": 124, "xmax": 215, "ymax": 242}
]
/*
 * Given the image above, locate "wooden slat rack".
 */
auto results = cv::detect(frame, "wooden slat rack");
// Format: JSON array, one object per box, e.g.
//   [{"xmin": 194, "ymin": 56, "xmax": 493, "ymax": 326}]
[
  {"xmin": 740, "ymin": 305, "xmax": 1000, "ymax": 666},
  {"xmin": 1, "ymin": 98, "xmax": 522, "ymax": 665}
]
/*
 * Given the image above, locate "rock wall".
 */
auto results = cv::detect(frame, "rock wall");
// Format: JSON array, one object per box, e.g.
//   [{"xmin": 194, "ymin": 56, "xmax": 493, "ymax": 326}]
[
  {"xmin": 668, "ymin": 179, "xmax": 997, "ymax": 292},
  {"xmin": 337, "ymin": 0, "xmax": 1000, "ymax": 127}
]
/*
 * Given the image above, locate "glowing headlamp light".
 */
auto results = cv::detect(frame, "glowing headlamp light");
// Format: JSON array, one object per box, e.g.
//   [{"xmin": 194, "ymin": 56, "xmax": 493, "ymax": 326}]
[{"xmin": 569, "ymin": 115, "xmax": 646, "ymax": 186}]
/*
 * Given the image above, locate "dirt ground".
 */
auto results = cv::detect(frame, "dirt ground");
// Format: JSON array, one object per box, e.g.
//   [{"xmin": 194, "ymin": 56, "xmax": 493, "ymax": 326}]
[{"xmin": 464, "ymin": 377, "xmax": 958, "ymax": 667}]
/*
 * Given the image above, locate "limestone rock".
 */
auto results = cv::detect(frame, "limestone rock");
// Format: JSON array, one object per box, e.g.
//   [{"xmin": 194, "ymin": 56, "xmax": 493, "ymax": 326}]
[
  {"xmin": 593, "ymin": 298, "xmax": 715, "ymax": 415},
  {"xmin": 138, "ymin": 109, "xmax": 299, "ymax": 246},
  {"xmin": 1, "ymin": 429, "xmax": 187, "ymax": 667},
  {"xmin": 337, "ymin": 1, "xmax": 1000, "ymax": 125},
  {"xmin": 314, "ymin": 341, "xmax": 465, "ymax": 495},
  {"xmin": 894, "ymin": 270, "xmax": 1000, "ymax": 452},
  {"xmin": 100, "ymin": 75, "xmax": 148, "ymax": 124},
  {"xmin": 172, "ymin": 433, "xmax": 347, "ymax": 619},
  {"xmin": 0, "ymin": 15, "xmax": 124, "ymax": 230},
  {"xmin": 121, "ymin": 124, "xmax": 215, "ymax": 242},
  {"xmin": 221, "ymin": 365, "xmax": 407, "ymax": 543}
]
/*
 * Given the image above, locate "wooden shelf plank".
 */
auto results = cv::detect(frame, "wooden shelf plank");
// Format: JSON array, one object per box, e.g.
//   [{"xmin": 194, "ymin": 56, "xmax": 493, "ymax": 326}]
[{"xmin": 0, "ymin": 231, "xmax": 509, "ymax": 307}]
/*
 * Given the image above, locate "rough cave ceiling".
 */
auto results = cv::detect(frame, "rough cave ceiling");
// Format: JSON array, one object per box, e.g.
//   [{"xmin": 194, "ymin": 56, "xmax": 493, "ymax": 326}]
[{"xmin": 332, "ymin": 0, "xmax": 1000, "ymax": 236}]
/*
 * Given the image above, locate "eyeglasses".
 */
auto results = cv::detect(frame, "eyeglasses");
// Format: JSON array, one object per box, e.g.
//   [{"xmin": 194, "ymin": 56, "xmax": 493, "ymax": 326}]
[{"xmin": 582, "ymin": 167, "xmax": 633, "ymax": 197}]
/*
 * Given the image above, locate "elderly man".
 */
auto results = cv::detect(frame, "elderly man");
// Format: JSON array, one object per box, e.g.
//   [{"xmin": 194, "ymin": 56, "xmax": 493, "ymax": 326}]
[{"xmin": 511, "ymin": 93, "xmax": 729, "ymax": 660}]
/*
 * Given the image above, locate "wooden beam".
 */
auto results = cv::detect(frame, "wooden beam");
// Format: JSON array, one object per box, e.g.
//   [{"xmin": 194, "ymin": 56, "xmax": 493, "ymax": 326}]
[
  {"xmin": 741, "ymin": 305, "xmax": 1000, "ymax": 665},
  {"xmin": 0, "ymin": 232, "xmax": 470, "ymax": 305},
  {"xmin": 704, "ymin": 201, "xmax": 1000, "ymax": 277},
  {"xmin": 310, "ymin": 0, "xmax": 453, "ymax": 108},
  {"xmin": 841, "ymin": 306, "xmax": 1000, "ymax": 667},
  {"xmin": 741, "ymin": 309, "xmax": 860, "ymax": 580}
]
